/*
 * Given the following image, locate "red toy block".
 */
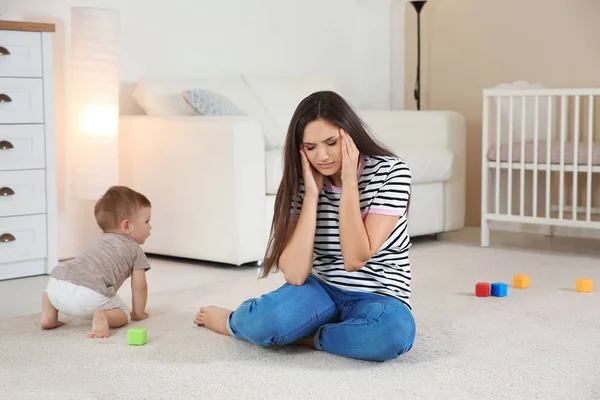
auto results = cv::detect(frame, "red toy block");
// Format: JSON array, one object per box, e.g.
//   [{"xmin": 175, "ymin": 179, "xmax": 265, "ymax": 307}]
[{"xmin": 475, "ymin": 282, "xmax": 490, "ymax": 297}]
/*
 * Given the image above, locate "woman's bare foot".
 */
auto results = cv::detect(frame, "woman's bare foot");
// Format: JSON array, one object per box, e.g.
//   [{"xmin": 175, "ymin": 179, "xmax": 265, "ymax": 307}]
[
  {"xmin": 88, "ymin": 310, "xmax": 111, "ymax": 338},
  {"xmin": 194, "ymin": 306, "xmax": 232, "ymax": 336},
  {"xmin": 293, "ymin": 336, "xmax": 315, "ymax": 348},
  {"xmin": 40, "ymin": 292, "xmax": 64, "ymax": 330}
]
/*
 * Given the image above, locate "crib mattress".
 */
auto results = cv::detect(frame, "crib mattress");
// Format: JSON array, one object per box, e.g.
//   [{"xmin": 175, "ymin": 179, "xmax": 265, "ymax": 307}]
[{"xmin": 487, "ymin": 140, "xmax": 600, "ymax": 166}]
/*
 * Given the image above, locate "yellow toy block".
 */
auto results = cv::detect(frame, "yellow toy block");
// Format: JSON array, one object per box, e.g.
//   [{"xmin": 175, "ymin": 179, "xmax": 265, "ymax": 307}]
[
  {"xmin": 513, "ymin": 274, "xmax": 530, "ymax": 289},
  {"xmin": 576, "ymin": 278, "xmax": 593, "ymax": 293}
]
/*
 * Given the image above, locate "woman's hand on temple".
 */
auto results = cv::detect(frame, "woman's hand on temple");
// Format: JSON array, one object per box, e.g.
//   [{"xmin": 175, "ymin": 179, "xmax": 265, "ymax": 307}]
[
  {"xmin": 340, "ymin": 128, "xmax": 359, "ymax": 186},
  {"xmin": 300, "ymin": 149, "xmax": 324, "ymax": 197}
]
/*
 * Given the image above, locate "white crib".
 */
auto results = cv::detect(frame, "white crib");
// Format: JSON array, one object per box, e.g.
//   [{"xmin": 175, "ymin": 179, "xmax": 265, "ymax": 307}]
[{"xmin": 481, "ymin": 81, "xmax": 600, "ymax": 246}]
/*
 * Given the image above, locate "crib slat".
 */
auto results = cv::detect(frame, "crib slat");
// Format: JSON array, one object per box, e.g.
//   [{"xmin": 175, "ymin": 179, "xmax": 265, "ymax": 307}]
[
  {"xmin": 533, "ymin": 96, "xmax": 539, "ymax": 218},
  {"xmin": 481, "ymin": 94, "xmax": 490, "ymax": 241},
  {"xmin": 520, "ymin": 96, "xmax": 526, "ymax": 217},
  {"xmin": 572, "ymin": 95, "xmax": 580, "ymax": 220},
  {"xmin": 495, "ymin": 97, "xmax": 501, "ymax": 215},
  {"xmin": 508, "ymin": 96, "xmax": 514, "ymax": 215},
  {"xmin": 546, "ymin": 96, "xmax": 552, "ymax": 219},
  {"xmin": 558, "ymin": 95, "xmax": 567, "ymax": 220},
  {"xmin": 586, "ymin": 95, "xmax": 594, "ymax": 222}
]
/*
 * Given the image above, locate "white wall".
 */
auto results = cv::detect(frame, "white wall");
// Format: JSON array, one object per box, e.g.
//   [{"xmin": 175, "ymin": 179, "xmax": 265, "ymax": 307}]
[
  {"xmin": 5, "ymin": 0, "xmax": 405, "ymax": 259},
  {"xmin": 391, "ymin": 0, "xmax": 407, "ymax": 110}
]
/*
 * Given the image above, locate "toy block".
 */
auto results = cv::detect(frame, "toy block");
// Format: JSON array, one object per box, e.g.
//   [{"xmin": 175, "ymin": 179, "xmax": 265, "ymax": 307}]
[
  {"xmin": 576, "ymin": 278, "xmax": 593, "ymax": 293},
  {"xmin": 128, "ymin": 327, "xmax": 148, "ymax": 346},
  {"xmin": 475, "ymin": 282, "xmax": 490, "ymax": 297},
  {"xmin": 490, "ymin": 282, "xmax": 508, "ymax": 297},
  {"xmin": 513, "ymin": 274, "xmax": 530, "ymax": 289}
]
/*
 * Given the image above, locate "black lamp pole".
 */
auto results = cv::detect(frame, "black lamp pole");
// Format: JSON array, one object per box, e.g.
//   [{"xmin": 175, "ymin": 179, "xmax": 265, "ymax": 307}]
[{"xmin": 410, "ymin": 1, "xmax": 427, "ymax": 110}]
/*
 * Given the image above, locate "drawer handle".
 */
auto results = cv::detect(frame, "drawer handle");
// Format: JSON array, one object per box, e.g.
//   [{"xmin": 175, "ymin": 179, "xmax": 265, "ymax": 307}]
[
  {"xmin": 0, "ymin": 46, "xmax": 9, "ymax": 55},
  {"xmin": 0, "ymin": 187, "xmax": 14, "ymax": 196},
  {"xmin": 0, "ymin": 140, "xmax": 13, "ymax": 149},
  {"xmin": 0, "ymin": 233, "xmax": 15, "ymax": 243},
  {"xmin": 0, "ymin": 94, "xmax": 12, "ymax": 103}
]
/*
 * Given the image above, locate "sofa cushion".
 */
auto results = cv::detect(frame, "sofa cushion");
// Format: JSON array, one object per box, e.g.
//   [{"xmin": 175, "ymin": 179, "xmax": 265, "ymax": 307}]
[
  {"xmin": 243, "ymin": 75, "xmax": 345, "ymax": 149},
  {"xmin": 265, "ymin": 148, "xmax": 283, "ymax": 195},
  {"xmin": 264, "ymin": 147, "xmax": 454, "ymax": 195},
  {"xmin": 398, "ymin": 148, "xmax": 454, "ymax": 184},
  {"xmin": 134, "ymin": 76, "xmax": 286, "ymax": 150},
  {"xmin": 133, "ymin": 77, "xmax": 251, "ymax": 116}
]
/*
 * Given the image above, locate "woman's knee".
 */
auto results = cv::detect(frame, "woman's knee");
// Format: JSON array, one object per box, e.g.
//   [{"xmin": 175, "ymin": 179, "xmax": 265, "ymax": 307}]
[
  {"xmin": 370, "ymin": 307, "xmax": 416, "ymax": 361},
  {"xmin": 229, "ymin": 296, "xmax": 298, "ymax": 346},
  {"xmin": 381, "ymin": 328, "xmax": 415, "ymax": 361},
  {"xmin": 229, "ymin": 278, "xmax": 334, "ymax": 346},
  {"xmin": 228, "ymin": 299, "xmax": 276, "ymax": 345}
]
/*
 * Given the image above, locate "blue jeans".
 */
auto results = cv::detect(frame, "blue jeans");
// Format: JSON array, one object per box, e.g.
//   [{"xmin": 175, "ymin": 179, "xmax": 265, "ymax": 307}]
[{"xmin": 226, "ymin": 275, "xmax": 416, "ymax": 362}]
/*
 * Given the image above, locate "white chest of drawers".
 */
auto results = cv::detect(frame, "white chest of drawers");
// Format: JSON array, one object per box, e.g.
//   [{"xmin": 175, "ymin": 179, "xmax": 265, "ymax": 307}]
[{"xmin": 0, "ymin": 21, "xmax": 57, "ymax": 280}]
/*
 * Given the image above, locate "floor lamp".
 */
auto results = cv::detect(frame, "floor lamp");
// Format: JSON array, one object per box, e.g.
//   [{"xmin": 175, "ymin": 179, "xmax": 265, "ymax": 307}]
[
  {"xmin": 410, "ymin": 0, "xmax": 427, "ymax": 110},
  {"xmin": 70, "ymin": 7, "xmax": 120, "ymax": 200}
]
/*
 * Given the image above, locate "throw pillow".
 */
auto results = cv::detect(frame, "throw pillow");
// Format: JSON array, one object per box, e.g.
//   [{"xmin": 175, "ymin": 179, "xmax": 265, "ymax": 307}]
[{"xmin": 182, "ymin": 89, "xmax": 246, "ymax": 116}]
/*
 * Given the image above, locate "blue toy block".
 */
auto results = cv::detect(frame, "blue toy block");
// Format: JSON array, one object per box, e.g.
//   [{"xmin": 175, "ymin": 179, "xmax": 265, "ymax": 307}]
[{"xmin": 490, "ymin": 282, "xmax": 508, "ymax": 297}]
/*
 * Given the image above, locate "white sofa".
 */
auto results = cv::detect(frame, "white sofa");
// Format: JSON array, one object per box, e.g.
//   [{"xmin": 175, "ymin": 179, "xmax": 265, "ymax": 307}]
[{"xmin": 118, "ymin": 75, "xmax": 466, "ymax": 265}]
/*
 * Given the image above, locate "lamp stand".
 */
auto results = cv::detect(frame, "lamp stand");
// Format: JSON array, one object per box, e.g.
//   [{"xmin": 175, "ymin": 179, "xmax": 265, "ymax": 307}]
[{"xmin": 410, "ymin": 1, "xmax": 426, "ymax": 110}]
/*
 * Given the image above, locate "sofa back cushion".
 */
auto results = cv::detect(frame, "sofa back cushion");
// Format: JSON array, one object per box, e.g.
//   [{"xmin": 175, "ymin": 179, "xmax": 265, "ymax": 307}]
[
  {"xmin": 133, "ymin": 76, "xmax": 279, "ymax": 147},
  {"xmin": 132, "ymin": 75, "xmax": 345, "ymax": 150},
  {"xmin": 133, "ymin": 77, "xmax": 248, "ymax": 116},
  {"xmin": 242, "ymin": 75, "xmax": 344, "ymax": 148}
]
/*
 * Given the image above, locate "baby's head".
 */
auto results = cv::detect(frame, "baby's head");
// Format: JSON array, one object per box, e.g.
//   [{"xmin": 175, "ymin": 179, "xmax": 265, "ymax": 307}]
[{"xmin": 94, "ymin": 186, "xmax": 152, "ymax": 244}]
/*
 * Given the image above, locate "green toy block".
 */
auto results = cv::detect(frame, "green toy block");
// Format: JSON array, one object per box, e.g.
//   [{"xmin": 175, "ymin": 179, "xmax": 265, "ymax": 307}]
[{"xmin": 128, "ymin": 327, "xmax": 147, "ymax": 346}]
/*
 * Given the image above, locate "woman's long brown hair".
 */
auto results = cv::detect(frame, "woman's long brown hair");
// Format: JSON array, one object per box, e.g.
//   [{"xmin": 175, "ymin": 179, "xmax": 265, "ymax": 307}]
[{"xmin": 259, "ymin": 91, "xmax": 397, "ymax": 278}]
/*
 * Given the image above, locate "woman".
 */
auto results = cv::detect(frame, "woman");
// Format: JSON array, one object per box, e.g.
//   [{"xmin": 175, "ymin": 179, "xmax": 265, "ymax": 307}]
[{"xmin": 194, "ymin": 91, "xmax": 415, "ymax": 362}]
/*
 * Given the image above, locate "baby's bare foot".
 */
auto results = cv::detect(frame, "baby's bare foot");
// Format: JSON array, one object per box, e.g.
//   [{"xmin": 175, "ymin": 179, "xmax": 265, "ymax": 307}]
[
  {"xmin": 194, "ymin": 306, "xmax": 232, "ymax": 336},
  {"xmin": 88, "ymin": 310, "xmax": 110, "ymax": 338}
]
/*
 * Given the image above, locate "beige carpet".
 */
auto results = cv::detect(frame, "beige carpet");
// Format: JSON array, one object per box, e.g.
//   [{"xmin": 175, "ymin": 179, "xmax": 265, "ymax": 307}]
[{"xmin": 2, "ymin": 241, "xmax": 600, "ymax": 399}]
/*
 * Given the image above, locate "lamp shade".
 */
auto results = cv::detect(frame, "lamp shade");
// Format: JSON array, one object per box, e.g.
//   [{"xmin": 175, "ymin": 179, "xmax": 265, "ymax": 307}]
[
  {"xmin": 410, "ymin": 1, "xmax": 427, "ymax": 13},
  {"xmin": 70, "ymin": 7, "xmax": 120, "ymax": 200}
]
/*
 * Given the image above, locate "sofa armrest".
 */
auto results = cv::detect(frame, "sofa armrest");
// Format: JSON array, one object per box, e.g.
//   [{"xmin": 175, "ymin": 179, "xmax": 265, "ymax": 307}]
[
  {"xmin": 358, "ymin": 110, "xmax": 466, "ymax": 232},
  {"xmin": 118, "ymin": 115, "xmax": 266, "ymax": 265},
  {"xmin": 357, "ymin": 110, "xmax": 465, "ymax": 154}
]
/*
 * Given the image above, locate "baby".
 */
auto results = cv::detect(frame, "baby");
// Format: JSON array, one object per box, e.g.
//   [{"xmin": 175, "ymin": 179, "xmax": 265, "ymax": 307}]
[{"xmin": 40, "ymin": 185, "xmax": 152, "ymax": 338}]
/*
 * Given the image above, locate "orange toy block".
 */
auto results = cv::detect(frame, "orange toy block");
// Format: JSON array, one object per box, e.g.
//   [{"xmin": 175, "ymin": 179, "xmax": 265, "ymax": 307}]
[
  {"xmin": 513, "ymin": 274, "xmax": 530, "ymax": 289},
  {"xmin": 576, "ymin": 278, "xmax": 593, "ymax": 293}
]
